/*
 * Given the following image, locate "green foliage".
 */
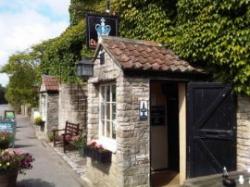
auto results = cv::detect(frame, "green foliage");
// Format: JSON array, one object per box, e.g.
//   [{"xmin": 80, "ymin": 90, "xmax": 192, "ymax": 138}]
[
  {"xmin": 6, "ymin": 0, "xmax": 250, "ymax": 96},
  {"xmin": 1, "ymin": 52, "xmax": 39, "ymax": 110},
  {"xmin": 69, "ymin": 0, "xmax": 106, "ymax": 25},
  {"xmin": 34, "ymin": 116, "xmax": 44, "ymax": 126},
  {"xmin": 33, "ymin": 21, "xmax": 87, "ymax": 83},
  {"xmin": 113, "ymin": 0, "xmax": 176, "ymax": 43},
  {"xmin": 114, "ymin": 0, "xmax": 250, "ymax": 95},
  {"xmin": 164, "ymin": 0, "xmax": 250, "ymax": 94}
]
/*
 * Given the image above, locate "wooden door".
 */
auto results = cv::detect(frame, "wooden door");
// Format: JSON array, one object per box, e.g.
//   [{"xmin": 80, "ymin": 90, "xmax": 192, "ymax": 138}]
[{"xmin": 187, "ymin": 82, "xmax": 236, "ymax": 178}]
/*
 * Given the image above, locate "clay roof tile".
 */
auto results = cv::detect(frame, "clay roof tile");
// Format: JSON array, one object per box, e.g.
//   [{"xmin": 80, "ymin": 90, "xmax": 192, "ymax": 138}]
[
  {"xmin": 41, "ymin": 75, "xmax": 59, "ymax": 92},
  {"xmin": 100, "ymin": 37, "xmax": 205, "ymax": 74}
]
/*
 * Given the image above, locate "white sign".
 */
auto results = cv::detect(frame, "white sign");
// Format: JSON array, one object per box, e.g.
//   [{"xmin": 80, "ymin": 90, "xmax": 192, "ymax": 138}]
[{"xmin": 139, "ymin": 100, "xmax": 148, "ymax": 120}]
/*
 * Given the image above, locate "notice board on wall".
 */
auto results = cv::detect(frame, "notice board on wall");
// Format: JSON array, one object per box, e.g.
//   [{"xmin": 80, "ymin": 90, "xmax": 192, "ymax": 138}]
[{"xmin": 150, "ymin": 106, "xmax": 165, "ymax": 126}]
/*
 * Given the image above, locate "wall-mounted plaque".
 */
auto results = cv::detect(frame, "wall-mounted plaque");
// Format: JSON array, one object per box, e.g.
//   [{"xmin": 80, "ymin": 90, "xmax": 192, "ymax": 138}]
[
  {"xmin": 150, "ymin": 106, "xmax": 165, "ymax": 126},
  {"xmin": 139, "ymin": 100, "xmax": 148, "ymax": 121},
  {"xmin": 86, "ymin": 13, "xmax": 119, "ymax": 49}
]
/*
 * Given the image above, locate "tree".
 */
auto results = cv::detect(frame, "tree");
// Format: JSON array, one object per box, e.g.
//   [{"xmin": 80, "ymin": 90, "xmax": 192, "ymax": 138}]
[{"xmin": 1, "ymin": 52, "xmax": 39, "ymax": 110}]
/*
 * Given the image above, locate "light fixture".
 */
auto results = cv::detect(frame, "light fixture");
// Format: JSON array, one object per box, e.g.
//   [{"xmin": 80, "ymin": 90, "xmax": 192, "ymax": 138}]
[{"xmin": 75, "ymin": 58, "xmax": 93, "ymax": 77}]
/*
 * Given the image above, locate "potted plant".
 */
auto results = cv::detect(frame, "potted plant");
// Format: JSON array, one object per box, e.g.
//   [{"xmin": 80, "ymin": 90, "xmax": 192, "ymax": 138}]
[
  {"xmin": 86, "ymin": 140, "xmax": 112, "ymax": 164},
  {"xmin": 72, "ymin": 135, "xmax": 86, "ymax": 157},
  {"xmin": 0, "ymin": 149, "xmax": 34, "ymax": 187},
  {"xmin": 34, "ymin": 116, "xmax": 45, "ymax": 131},
  {"xmin": 0, "ymin": 132, "xmax": 13, "ymax": 150}
]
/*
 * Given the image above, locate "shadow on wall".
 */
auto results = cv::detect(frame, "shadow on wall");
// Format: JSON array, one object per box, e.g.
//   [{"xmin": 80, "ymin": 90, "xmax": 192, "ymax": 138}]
[
  {"xmin": 69, "ymin": 84, "xmax": 86, "ymax": 108},
  {"xmin": 69, "ymin": 84, "xmax": 87, "ymax": 127},
  {"xmin": 91, "ymin": 160, "xmax": 111, "ymax": 174},
  {"xmin": 17, "ymin": 179, "xmax": 55, "ymax": 187}
]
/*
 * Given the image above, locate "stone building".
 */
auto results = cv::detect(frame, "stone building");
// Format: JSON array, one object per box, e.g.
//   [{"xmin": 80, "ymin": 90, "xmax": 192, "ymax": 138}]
[
  {"xmin": 58, "ymin": 83, "xmax": 87, "ymax": 133},
  {"xmin": 84, "ymin": 36, "xmax": 246, "ymax": 187},
  {"xmin": 39, "ymin": 75, "xmax": 59, "ymax": 135},
  {"xmin": 85, "ymin": 36, "xmax": 205, "ymax": 187}
]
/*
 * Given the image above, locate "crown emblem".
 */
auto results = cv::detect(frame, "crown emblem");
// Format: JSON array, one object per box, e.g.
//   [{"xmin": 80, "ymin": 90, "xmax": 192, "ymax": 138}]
[{"xmin": 95, "ymin": 18, "xmax": 111, "ymax": 37}]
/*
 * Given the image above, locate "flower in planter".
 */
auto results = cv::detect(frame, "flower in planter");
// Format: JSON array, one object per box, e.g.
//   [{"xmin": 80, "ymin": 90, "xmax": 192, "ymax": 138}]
[
  {"xmin": 72, "ymin": 135, "xmax": 86, "ymax": 149},
  {"xmin": 87, "ymin": 140, "xmax": 110, "ymax": 152},
  {"xmin": 34, "ymin": 116, "xmax": 44, "ymax": 126},
  {"xmin": 0, "ymin": 132, "xmax": 13, "ymax": 149},
  {"xmin": 0, "ymin": 149, "xmax": 34, "ymax": 174},
  {"xmin": 86, "ymin": 139, "xmax": 112, "ymax": 163},
  {"xmin": 0, "ymin": 149, "xmax": 34, "ymax": 187}
]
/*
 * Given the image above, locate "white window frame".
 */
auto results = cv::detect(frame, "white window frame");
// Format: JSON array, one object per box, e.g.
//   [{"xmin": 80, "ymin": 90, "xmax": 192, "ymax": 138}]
[{"xmin": 98, "ymin": 83, "xmax": 117, "ymax": 152}]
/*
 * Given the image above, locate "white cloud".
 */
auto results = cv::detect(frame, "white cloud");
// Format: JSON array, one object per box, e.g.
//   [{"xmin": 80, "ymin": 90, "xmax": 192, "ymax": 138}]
[
  {"xmin": 0, "ymin": 1, "xmax": 70, "ymax": 86},
  {"xmin": 33, "ymin": 0, "xmax": 70, "ymax": 15}
]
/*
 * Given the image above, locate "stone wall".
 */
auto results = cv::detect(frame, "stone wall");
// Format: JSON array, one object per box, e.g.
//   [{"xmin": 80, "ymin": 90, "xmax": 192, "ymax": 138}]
[
  {"xmin": 237, "ymin": 96, "xmax": 250, "ymax": 170},
  {"xmin": 46, "ymin": 93, "xmax": 59, "ymax": 134},
  {"xmin": 86, "ymin": 52, "xmax": 124, "ymax": 187},
  {"xmin": 86, "ymin": 51, "xmax": 150, "ymax": 187},
  {"xmin": 118, "ymin": 77, "xmax": 150, "ymax": 187},
  {"xmin": 38, "ymin": 92, "xmax": 58, "ymax": 139},
  {"xmin": 58, "ymin": 83, "xmax": 87, "ymax": 134}
]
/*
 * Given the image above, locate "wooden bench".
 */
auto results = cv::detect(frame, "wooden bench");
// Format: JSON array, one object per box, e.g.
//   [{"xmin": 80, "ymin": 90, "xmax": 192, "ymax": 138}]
[{"xmin": 52, "ymin": 121, "xmax": 82, "ymax": 153}]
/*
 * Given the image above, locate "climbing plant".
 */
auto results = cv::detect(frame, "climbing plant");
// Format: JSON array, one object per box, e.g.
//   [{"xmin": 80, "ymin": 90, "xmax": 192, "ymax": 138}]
[
  {"xmin": 164, "ymin": 0, "xmax": 250, "ymax": 94},
  {"xmin": 114, "ymin": 0, "xmax": 250, "ymax": 95},
  {"xmin": 5, "ymin": 0, "xmax": 250, "ymax": 95}
]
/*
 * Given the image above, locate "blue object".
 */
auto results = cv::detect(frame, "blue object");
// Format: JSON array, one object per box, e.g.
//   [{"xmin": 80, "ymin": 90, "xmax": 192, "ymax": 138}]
[
  {"xmin": 95, "ymin": 18, "xmax": 111, "ymax": 37},
  {"xmin": 0, "ymin": 121, "xmax": 16, "ymax": 147}
]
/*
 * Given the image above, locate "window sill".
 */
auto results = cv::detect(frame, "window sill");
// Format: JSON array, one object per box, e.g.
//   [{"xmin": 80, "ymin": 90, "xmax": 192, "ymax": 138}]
[{"xmin": 98, "ymin": 137, "xmax": 117, "ymax": 153}]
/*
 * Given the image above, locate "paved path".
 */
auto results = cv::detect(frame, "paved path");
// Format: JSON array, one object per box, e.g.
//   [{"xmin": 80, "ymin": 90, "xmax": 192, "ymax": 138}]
[{"xmin": 4, "ymin": 111, "xmax": 84, "ymax": 186}]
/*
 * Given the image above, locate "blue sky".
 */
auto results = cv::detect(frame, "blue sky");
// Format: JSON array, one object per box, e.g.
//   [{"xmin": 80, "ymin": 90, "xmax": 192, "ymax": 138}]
[{"xmin": 0, "ymin": 0, "xmax": 70, "ymax": 86}]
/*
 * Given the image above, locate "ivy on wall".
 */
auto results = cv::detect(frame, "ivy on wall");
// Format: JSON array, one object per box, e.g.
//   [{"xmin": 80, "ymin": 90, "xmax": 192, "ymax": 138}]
[
  {"xmin": 114, "ymin": 0, "xmax": 250, "ymax": 95},
  {"xmin": 165, "ymin": 0, "xmax": 250, "ymax": 94},
  {"xmin": 3, "ymin": 0, "xmax": 250, "ymax": 96}
]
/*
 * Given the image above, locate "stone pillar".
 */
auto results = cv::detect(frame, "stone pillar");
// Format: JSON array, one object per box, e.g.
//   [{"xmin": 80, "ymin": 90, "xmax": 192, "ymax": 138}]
[
  {"xmin": 46, "ymin": 93, "xmax": 59, "ymax": 134},
  {"xmin": 87, "ymin": 82, "xmax": 99, "ymax": 141},
  {"xmin": 118, "ymin": 77, "xmax": 150, "ymax": 187},
  {"xmin": 237, "ymin": 96, "xmax": 250, "ymax": 170}
]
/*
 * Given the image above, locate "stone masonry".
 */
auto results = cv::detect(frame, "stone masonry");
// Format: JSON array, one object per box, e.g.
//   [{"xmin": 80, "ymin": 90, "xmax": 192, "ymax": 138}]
[
  {"xmin": 39, "ymin": 92, "xmax": 59, "ymax": 137},
  {"xmin": 46, "ymin": 93, "xmax": 59, "ymax": 133},
  {"xmin": 237, "ymin": 96, "xmax": 250, "ymax": 170},
  {"xmin": 58, "ymin": 83, "xmax": 87, "ymax": 134},
  {"xmin": 86, "ymin": 50, "xmax": 150, "ymax": 187}
]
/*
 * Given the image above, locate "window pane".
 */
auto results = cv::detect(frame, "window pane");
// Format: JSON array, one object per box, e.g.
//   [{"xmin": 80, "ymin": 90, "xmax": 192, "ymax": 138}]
[
  {"xmin": 106, "ymin": 86, "xmax": 110, "ymax": 102},
  {"xmin": 112, "ymin": 85, "xmax": 116, "ymax": 102},
  {"xmin": 101, "ymin": 103, "xmax": 105, "ymax": 120},
  {"xmin": 112, "ymin": 103, "xmax": 116, "ymax": 120},
  {"xmin": 99, "ymin": 84, "xmax": 117, "ymax": 140},
  {"xmin": 101, "ymin": 120, "xmax": 105, "ymax": 136},
  {"xmin": 106, "ymin": 104, "xmax": 110, "ymax": 120},
  {"xmin": 101, "ymin": 86, "xmax": 105, "ymax": 101},
  {"xmin": 106, "ymin": 120, "xmax": 111, "ymax": 138},
  {"xmin": 112, "ymin": 122, "xmax": 116, "ymax": 139}
]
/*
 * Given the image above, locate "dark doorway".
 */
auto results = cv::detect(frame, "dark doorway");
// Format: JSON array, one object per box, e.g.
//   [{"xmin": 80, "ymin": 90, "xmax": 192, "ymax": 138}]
[
  {"xmin": 150, "ymin": 81, "xmax": 180, "ymax": 187},
  {"xmin": 164, "ymin": 83, "xmax": 179, "ymax": 172}
]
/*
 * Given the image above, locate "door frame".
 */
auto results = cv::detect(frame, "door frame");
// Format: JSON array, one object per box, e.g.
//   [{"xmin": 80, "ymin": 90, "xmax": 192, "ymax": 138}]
[{"xmin": 149, "ymin": 80, "xmax": 188, "ymax": 186}]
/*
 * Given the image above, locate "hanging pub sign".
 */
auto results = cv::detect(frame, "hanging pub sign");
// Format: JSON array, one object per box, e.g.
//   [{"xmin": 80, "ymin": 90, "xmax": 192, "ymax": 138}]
[
  {"xmin": 86, "ymin": 13, "xmax": 119, "ymax": 49},
  {"xmin": 139, "ymin": 100, "xmax": 149, "ymax": 121}
]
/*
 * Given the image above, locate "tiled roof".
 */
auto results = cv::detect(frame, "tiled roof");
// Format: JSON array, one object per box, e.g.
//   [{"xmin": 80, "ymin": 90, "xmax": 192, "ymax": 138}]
[
  {"xmin": 98, "ymin": 37, "xmax": 205, "ymax": 74},
  {"xmin": 41, "ymin": 75, "xmax": 59, "ymax": 92}
]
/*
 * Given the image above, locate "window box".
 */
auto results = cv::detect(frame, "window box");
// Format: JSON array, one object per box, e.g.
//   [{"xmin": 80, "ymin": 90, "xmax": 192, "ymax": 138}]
[{"xmin": 85, "ymin": 146, "xmax": 112, "ymax": 164}]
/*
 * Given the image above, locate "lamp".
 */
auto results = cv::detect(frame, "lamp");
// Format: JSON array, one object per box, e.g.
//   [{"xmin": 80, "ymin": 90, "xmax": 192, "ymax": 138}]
[{"xmin": 75, "ymin": 58, "xmax": 93, "ymax": 77}]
